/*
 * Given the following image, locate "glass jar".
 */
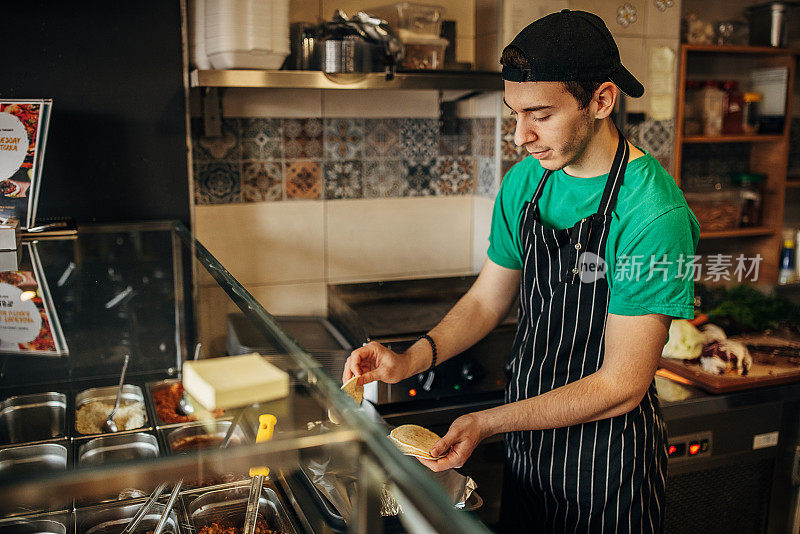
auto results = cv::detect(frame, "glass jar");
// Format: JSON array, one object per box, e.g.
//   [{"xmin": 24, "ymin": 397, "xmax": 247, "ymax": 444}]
[
  {"xmin": 721, "ymin": 80, "xmax": 744, "ymax": 134},
  {"xmin": 742, "ymin": 92, "xmax": 762, "ymax": 134},
  {"xmin": 731, "ymin": 172, "xmax": 765, "ymax": 227},
  {"xmin": 684, "ymin": 80, "xmax": 703, "ymax": 136},
  {"xmin": 699, "ymin": 81, "xmax": 725, "ymax": 136}
]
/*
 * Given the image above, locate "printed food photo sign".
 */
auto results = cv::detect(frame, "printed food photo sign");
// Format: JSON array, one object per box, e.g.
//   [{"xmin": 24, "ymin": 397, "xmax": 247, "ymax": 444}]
[
  {"xmin": 0, "ymin": 244, "xmax": 67, "ymax": 356},
  {"xmin": 0, "ymin": 100, "xmax": 52, "ymax": 229}
]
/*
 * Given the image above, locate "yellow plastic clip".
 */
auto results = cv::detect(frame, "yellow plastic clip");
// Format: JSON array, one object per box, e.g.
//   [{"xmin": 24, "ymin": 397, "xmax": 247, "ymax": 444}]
[{"xmin": 249, "ymin": 413, "xmax": 277, "ymax": 477}]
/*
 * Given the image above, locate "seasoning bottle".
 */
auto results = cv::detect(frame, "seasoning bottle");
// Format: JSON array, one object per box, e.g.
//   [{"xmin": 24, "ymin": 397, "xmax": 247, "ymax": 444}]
[
  {"xmin": 779, "ymin": 238, "xmax": 795, "ymax": 284},
  {"xmin": 721, "ymin": 80, "xmax": 744, "ymax": 134},
  {"xmin": 700, "ymin": 81, "xmax": 725, "ymax": 136},
  {"xmin": 684, "ymin": 80, "xmax": 703, "ymax": 136},
  {"xmin": 731, "ymin": 172, "xmax": 765, "ymax": 227},
  {"xmin": 742, "ymin": 92, "xmax": 762, "ymax": 134}
]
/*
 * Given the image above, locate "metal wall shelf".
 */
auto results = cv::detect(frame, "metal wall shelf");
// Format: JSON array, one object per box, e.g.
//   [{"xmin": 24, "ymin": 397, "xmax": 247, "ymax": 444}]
[{"xmin": 190, "ymin": 69, "xmax": 503, "ymax": 90}]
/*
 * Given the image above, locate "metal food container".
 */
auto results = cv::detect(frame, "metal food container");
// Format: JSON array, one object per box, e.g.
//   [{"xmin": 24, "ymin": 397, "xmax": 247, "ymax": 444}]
[
  {"xmin": 747, "ymin": 1, "xmax": 798, "ymax": 47},
  {"xmin": 0, "ymin": 512, "xmax": 71, "ymax": 534},
  {"xmin": 163, "ymin": 421, "xmax": 246, "ymax": 454},
  {"xmin": 183, "ymin": 483, "xmax": 298, "ymax": 534},
  {"xmin": 0, "ymin": 392, "xmax": 66, "ymax": 445},
  {"xmin": 0, "ymin": 443, "xmax": 68, "ymax": 480},
  {"xmin": 77, "ymin": 432, "xmax": 160, "ymax": 466},
  {"xmin": 76, "ymin": 501, "xmax": 182, "ymax": 533},
  {"xmin": 146, "ymin": 379, "xmax": 226, "ymax": 427},
  {"xmin": 74, "ymin": 385, "xmax": 148, "ymax": 436}
]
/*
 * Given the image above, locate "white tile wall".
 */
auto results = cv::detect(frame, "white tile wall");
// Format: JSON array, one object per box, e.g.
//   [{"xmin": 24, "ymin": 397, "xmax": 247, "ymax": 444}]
[
  {"xmin": 223, "ymin": 88, "xmax": 323, "ymax": 118},
  {"xmin": 457, "ymin": 92, "xmax": 502, "ymax": 118},
  {"xmin": 322, "ymin": 90, "xmax": 439, "ymax": 118},
  {"xmin": 196, "ymin": 285, "xmax": 236, "ymax": 355},
  {"xmin": 615, "ymin": 36, "xmax": 648, "ymax": 114},
  {"xmin": 570, "ymin": 0, "xmax": 647, "ymax": 39},
  {"xmin": 646, "ymin": 38, "xmax": 679, "ymax": 120},
  {"xmin": 644, "ymin": 0, "xmax": 681, "ymax": 39},
  {"xmin": 195, "ymin": 202, "xmax": 326, "ymax": 286},
  {"xmin": 472, "ymin": 195, "xmax": 494, "ymax": 271},
  {"xmin": 326, "ymin": 197, "xmax": 474, "ymax": 282},
  {"xmin": 247, "ymin": 282, "xmax": 328, "ymax": 316}
]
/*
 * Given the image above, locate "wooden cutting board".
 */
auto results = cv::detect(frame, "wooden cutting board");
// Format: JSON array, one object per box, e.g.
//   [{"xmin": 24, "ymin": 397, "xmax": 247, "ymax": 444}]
[{"xmin": 658, "ymin": 344, "xmax": 800, "ymax": 394}]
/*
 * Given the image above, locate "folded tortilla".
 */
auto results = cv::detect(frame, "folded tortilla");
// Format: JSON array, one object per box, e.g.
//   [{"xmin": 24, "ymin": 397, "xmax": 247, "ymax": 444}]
[
  {"xmin": 329, "ymin": 375, "xmax": 365, "ymax": 425},
  {"xmin": 341, "ymin": 375, "xmax": 364, "ymax": 405},
  {"xmin": 389, "ymin": 425, "xmax": 445, "ymax": 460}
]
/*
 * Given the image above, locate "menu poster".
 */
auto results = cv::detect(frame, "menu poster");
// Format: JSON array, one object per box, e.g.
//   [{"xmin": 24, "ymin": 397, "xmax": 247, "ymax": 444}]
[
  {"xmin": 0, "ymin": 242, "xmax": 67, "ymax": 356},
  {"xmin": 0, "ymin": 99, "xmax": 52, "ymax": 229}
]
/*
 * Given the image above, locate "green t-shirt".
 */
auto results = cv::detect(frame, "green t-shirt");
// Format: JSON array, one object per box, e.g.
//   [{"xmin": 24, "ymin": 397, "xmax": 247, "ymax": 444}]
[{"xmin": 488, "ymin": 152, "xmax": 700, "ymax": 319}]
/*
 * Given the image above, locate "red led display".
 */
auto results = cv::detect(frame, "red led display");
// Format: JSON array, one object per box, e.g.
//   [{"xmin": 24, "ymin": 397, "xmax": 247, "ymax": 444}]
[
  {"xmin": 409, "ymin": 389, "xmax": 417, "ymax": 397},
  {"xmin": 688, "ymin": 442, "xmax": 701, "ymax": 455}
]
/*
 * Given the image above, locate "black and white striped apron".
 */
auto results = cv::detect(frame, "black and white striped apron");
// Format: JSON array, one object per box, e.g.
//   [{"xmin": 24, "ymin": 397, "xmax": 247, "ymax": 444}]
[{"xmin": 499, "ymin": 132, "xmax": 667, "ymax": 533}]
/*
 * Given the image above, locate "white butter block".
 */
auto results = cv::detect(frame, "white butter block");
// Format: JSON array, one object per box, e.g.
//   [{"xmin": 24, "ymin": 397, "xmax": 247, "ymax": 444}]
[{"xmin": 183, "ymin": 353, "xmax": 290, "ymax": 410}]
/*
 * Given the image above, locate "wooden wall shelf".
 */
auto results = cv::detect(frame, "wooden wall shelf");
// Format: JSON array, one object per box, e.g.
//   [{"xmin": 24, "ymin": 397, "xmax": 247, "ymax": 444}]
[
  {"xmin": 674, "ymin": 44, "xmax": 796, "ymax": 284},
  {"xmin": 700, "ymin": 227, "xmax": 777, "ymax": 239},
  {"xmin": 683, "ymin": 44, "xmax": 800, "ymax": 55},
  {"xmin": 682, "ymin": 135, "xmax": 783, "ymax": 143}
]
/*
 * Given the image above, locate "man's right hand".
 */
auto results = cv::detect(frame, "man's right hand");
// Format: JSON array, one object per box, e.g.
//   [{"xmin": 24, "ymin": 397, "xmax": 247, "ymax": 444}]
[{"xmin": 342, "ymin": 341, "xmax": 422, "ymax": 385}]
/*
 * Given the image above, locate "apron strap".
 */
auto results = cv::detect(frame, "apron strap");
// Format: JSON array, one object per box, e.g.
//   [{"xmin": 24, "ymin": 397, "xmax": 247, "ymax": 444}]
[
  {"xmin": 596, "ymin": 127, "xmax": 630, "ymax": 217},
  {"xmin": 529, "ymin": 169, "xmax": 553, "ymax": 218}
]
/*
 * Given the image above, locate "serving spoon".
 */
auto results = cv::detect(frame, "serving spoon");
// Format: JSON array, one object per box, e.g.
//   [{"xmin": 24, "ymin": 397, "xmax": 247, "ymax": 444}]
[
  {"xmin": 102, "ymin": 354, "xmax": 130, "ymax": 433},
  {"xmin": 176, "ymin": 343, "xmax": 202, "ymax": 416}
]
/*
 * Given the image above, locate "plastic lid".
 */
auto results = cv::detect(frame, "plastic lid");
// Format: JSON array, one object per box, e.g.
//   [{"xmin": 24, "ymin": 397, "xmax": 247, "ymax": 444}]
[
  {"xmin": 731, "ymin": 172, "xmax": 766, "ymax": 184},
  {"xmin": 785, "ymin": 239, "xmax": 794, "ymax": 248}
]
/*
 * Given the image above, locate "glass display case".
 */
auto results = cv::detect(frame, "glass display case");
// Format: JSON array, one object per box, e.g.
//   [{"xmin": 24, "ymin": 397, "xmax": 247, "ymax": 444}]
[{"xmin": 0, "ymin": 221, "xmax": 490, "ymax": 534}]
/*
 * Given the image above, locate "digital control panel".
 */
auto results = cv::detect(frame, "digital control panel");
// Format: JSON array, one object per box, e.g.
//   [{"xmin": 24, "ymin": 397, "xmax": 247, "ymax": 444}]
[{"xmin": 667, "ymin": 431, "xmax": 712, "ymax": 462}]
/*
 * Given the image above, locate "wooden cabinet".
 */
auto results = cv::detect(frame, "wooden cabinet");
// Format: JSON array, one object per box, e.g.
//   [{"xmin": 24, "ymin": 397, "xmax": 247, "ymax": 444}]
[{"xmin": 673, "ymin": 44, "xmax": 798, "ymax": 283}]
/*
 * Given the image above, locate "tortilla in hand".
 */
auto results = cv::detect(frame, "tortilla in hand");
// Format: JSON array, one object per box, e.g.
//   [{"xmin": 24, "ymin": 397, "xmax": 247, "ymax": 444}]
[
  {"xmin": 341, "ymin": 375, "xmax": 364, "ymax": 405},
  {"xmin": 389, "ymin": 424, "xmax": 445, "ymax": 460},
  {"xmin": 328, "ymin": 375, "xmax": 365, "ymax": 424}
]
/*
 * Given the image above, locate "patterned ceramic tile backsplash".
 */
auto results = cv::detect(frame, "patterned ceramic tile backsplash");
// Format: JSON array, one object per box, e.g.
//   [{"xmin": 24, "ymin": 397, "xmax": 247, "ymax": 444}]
[
  {"xmin": 194, "ymin": 114, "xmax": 682, "ymax": 205},
  {"xmin": 193, "ymin": 117, "xmax": 497, "ymax": 204},
  {"xmin": 500, "ymin": 116, "xmax": 678, "ymax": 181}
]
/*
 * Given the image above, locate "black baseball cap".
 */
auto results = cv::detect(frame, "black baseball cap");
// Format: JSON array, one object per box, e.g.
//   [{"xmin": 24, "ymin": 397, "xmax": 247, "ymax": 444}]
[{"xmin": 501, "ymin": 9, "xmax": 644, "ymax": 98}]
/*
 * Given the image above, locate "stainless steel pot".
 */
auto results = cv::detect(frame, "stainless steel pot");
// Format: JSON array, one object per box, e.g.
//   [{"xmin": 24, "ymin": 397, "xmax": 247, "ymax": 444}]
[{"xmin": 747, "ymin": 1, "xmax": 798, "ymax": 47}]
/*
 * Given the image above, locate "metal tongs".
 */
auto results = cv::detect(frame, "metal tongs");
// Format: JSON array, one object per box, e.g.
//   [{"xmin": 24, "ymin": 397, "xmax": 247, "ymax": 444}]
[
  {"xmin": 243, "ymin": 413, "xmax": 277, "ymax": 534},
  {"xmin": 121, "ymin": 481, "xmax": 168, "ymax": 534},
  {"xmin": 152, "ymin": 479, "xmax": 183, "ymax": 534}
]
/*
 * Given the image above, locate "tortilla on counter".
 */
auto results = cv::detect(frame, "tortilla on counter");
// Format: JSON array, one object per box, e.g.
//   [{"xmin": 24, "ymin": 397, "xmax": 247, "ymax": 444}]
[
  {"xmin": 389, "ymin": 424, "xmax": 445, "ymax": 460},
  {"xmin": 328, "ymin": 375, "xmax": 365, "ymax": 425}
]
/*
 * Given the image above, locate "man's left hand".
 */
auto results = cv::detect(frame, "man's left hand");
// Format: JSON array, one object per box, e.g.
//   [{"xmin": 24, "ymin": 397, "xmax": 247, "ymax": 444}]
[{"xmin": 416, "ymin": 413, "xmax": 488, "ymax": 472}]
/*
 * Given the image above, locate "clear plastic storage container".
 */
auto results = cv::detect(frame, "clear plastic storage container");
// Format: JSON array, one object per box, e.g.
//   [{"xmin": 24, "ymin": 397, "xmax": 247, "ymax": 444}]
[
  {"xmin": 684, "ymin": 190, "xmax": 740, "ymax": 231},
  {"xmin": 368, "ymin": 2, "xmax": 445, "ymax": 37},
  {"xmin": 399, "ymin": 33, "xmax": 448, "ymax": 69}
]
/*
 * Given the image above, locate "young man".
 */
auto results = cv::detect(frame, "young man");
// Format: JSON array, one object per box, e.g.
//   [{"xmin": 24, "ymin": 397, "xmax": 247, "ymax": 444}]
[{"xmin": 343, "ymin": 10, "xmax": 699, "ymax": 532}]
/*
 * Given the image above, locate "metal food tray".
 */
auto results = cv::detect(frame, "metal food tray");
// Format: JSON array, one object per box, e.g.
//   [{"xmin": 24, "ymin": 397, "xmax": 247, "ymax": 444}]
[
  {"xmin": 74, "ymin": 385, "xmax": 150, "ymax": 437},
  {"xmin": 0, "ymin": 392, "xmax": 67, "ymax": 446},
  {"xmin": 145, "ymin": 379, "xmax": 228, "ymax": 429},
  {"xmin": 160, "ymin": 420, "xmax": 247, "ymax": 455},
  {"xmin": 0, "ymin": 442, "xmax": 70, "ymax": 481},
  {"xmin": 76, "ymin": 432, "xmax": 160, "ymax": 467},
  {"xmin": 75, "ymin": 498, "xmax": 184, "ymax": 534},
  {"xmin": 0, "ymin": 511, "xmax": 74, "ymax": 533},
  {"xmin": 181, "ymin": 481, "xmax": 299, "ymax": 534}
]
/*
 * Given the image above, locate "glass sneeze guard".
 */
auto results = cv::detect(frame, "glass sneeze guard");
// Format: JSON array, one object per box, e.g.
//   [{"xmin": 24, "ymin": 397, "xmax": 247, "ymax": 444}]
[{"xmin": 0, "ymin": 221, "xmax": 491, "ymax": 534}]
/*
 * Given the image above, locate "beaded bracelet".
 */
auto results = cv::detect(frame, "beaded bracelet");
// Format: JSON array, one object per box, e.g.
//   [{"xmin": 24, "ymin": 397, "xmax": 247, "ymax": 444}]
[{"xmin": 419, "ymin": 334, "xmax": 437, "ymax": 371}]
